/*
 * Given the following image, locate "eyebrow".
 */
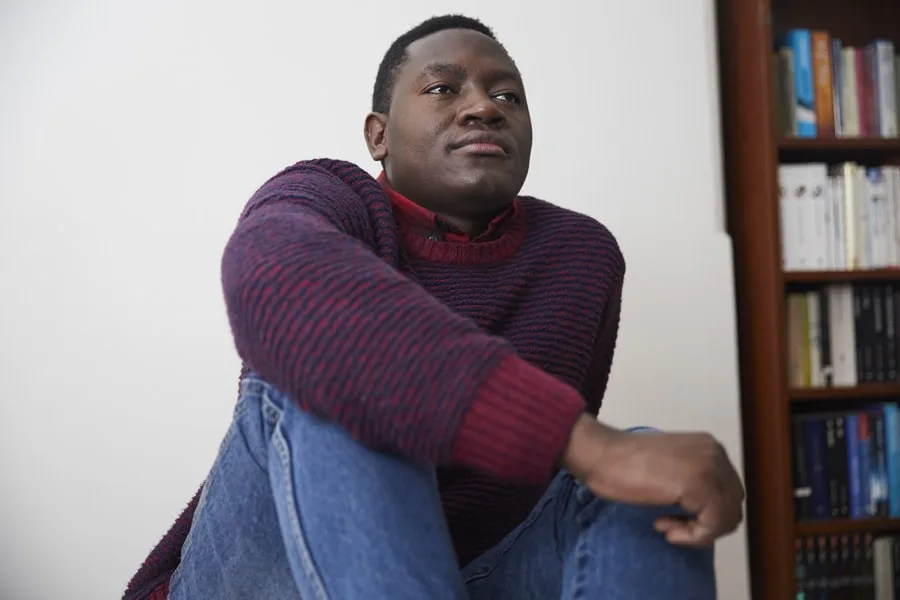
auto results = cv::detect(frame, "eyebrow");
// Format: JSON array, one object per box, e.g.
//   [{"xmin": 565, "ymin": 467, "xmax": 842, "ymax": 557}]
[{"xmin": 418, "ymin": 62, "xmax": 522, "ymax": 87}]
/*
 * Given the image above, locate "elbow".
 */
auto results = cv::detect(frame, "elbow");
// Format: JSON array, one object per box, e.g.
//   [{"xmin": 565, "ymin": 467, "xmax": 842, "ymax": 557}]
[{"xmin": 220, "ymin": 229, "xmax": 266, "ymax": 364}]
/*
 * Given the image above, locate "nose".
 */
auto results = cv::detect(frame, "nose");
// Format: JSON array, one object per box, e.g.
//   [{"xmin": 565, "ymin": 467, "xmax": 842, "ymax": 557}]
[{"xmin": 457, "ymin": 90, "xmax": 506, "ymax": 127}]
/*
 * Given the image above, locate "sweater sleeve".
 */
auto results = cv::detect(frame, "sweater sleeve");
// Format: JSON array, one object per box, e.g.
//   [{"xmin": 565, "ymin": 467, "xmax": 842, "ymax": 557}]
[
  {"xmin": 581, "ymin": 276, "xmax": 624, "ymax": 416},
  {"xmin": 221, "ymin": 162, "xmax": 585, "ymax": 484}
]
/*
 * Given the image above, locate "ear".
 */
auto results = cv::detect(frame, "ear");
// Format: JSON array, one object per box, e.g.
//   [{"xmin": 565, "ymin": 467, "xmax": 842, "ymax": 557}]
[{"xmin": 364, "ymin": 112, "xmax": 388, "ymax": 161}]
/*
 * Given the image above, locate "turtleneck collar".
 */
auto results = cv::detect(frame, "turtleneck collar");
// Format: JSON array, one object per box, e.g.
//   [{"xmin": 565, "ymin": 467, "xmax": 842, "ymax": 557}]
[{"xmin": 377, "ymin": 171, "xmax": 526, "ymax": 265}]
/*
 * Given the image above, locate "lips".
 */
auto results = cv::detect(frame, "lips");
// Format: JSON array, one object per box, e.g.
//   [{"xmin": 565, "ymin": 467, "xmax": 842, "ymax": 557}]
[{"xmin": 451, "ymin": 132, "xmax": 511, "ymax": 155}]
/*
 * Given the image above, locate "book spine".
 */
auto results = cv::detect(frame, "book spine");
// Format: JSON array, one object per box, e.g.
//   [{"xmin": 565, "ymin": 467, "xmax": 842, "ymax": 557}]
[{"xmin": 786, "ymin": 29, "xmax": 818, "ymax": 137}]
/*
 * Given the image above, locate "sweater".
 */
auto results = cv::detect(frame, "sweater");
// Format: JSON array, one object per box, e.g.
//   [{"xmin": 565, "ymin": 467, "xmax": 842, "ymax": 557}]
[
  {"xmin": 377, "ymin": 171, "xmax": 519, "ymax": 243},
  {"xmin": 123, "ymin": 158, "xmax": 625, "ymax": 600}
]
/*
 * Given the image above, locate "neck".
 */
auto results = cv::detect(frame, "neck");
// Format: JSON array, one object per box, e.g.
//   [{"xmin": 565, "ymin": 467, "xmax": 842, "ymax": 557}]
[{"xmin": 380, "ymin": 170, "xmax": 512, "ymax": 238}]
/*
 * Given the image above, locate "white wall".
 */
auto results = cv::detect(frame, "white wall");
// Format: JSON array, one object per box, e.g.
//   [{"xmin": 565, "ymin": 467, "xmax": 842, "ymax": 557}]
[{"xmin": 0, "ymin": 1, "xmax": 750, "ymax": 599}]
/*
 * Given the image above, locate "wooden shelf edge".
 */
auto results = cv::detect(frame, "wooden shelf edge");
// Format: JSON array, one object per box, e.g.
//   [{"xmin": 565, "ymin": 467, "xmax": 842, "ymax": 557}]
[
  {"xmin": 778, "ymin": 137, "xmax": 900, "ymax": 151},
  {"xmin": 783, "ymin": 269, "xmax": 900, "ymax": 283},
  {"xmin": 790, "ymin": 384, "xmax": 900, "ymax": 401},
  {"xmin": 795, "ymin": 518, "xmax": 900, "ymax": 536}
]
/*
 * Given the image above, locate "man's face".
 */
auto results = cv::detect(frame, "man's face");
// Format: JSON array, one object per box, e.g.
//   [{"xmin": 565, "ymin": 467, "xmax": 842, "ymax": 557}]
[{"xmin": 368, "ymin": 28, "xmax": 532, "ymax": 218}]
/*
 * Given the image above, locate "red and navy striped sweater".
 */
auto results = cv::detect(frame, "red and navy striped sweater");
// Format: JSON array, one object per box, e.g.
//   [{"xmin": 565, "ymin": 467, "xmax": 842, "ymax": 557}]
[{"xmin": 123, "ymin": 158, "xmax": 625, "ymax": 600}]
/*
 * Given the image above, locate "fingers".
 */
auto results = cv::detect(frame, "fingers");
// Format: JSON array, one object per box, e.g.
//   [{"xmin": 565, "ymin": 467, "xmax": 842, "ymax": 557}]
[
  {"xmin": 719, "ymin": 464, "xmax": 746, "ymax": 533},
  {"xmin": 658, "ymin": 496, "xmax": 742, "ymax": 547},
  {"xmin": 654, "ymin": 517, "xmax": 717, "ymax": 547},
  {"xmin": 655, "ymin": 460, "xmax": 745, "ymax": 548},
  {"xmin": 703, "ymin": 448, "xmax": 746, "ymax": 539},
  {"xmin": 653, "ymin": 517, "xmax": 685, "ymax": 535}
]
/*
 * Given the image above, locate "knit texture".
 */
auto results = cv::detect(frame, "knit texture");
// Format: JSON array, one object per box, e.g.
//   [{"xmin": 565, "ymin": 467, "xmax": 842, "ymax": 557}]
[{"xmin": 123, "ymin": 158, "xmax": 625, "ymax": 599}]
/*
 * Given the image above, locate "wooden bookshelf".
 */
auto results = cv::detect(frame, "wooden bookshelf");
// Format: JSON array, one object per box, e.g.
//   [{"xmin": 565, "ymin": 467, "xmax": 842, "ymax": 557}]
[
  {"xmin": 715, "ymin": 0, "xmax": 900, "ymax": 597},
  {"xmin": 779, "ymin": 137, "xmax": 900, "ymax": 162},
  {"xmin": 790, "ymin": 383, "xmax": 900, "ymax": 402},
  {"xmin": 783, "ymin": 269, "xmax": 900, "ymax": 284},
  {"xmin": 779, "ymin": 138, "xmax": 900, "ymax": 152},
  {"xmin": 795, "ymin": 518, "xmax": 900, "ymax": 536}
]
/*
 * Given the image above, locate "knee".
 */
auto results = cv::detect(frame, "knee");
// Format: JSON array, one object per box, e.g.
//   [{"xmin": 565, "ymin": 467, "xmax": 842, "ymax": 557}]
[
  {"xmin": 576, "ymin": 501, "xmax": 716, "ymax": 598},
  {"xmin": 591, "ymin": 501, "xmax": 716, "ymax": 565}
]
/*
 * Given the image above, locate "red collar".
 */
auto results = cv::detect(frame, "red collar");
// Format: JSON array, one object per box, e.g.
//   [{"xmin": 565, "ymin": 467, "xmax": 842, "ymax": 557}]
[{"xmin": 377, "ymin": 172, "xmax": 518, "ymax": 243}]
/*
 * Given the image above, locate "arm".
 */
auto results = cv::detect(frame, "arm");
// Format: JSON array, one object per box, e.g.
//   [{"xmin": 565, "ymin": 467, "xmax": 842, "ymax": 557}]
[
  {"xmin": 561, "ymin": 272, "xmax": 745, "ymax": 547},
  {"xmin": 581, "ymin": 282, "xmax": 623, "ymax": 416},
  {"xmin": 221, "ymin": 161, "xmax": 585, "ymax": 484},
  {"xmin": 558, "ymin": 270, "xmax": 623, "ymax": 468}
]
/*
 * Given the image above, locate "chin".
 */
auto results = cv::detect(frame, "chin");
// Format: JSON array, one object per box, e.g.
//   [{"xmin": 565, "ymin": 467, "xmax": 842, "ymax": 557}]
[{"xmin": 452, "ymin": 168, "xmax": 523, "ymax": 203}]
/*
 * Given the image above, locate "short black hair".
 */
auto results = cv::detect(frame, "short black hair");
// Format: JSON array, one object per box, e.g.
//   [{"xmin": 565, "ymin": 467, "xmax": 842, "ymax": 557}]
[{"xmin": 371, "ymin": 15, "xmax": 501, "ymax": 114}]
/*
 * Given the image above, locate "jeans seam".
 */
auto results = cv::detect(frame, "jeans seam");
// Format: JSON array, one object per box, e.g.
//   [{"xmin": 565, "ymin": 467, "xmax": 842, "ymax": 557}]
[
  {"xmin": 568, "ymin": 486, "xmax": 623, "ymax": 600},
  {"xmin": 462, "ymin": 491, "xmax": 560, "ymax": 585},
  {"xmin": 268, "ymin": 392, "xmax": 330, "ymax": 600},
  {"xmin": 169, "ymin": 403, "xmax": 250, "ymax": 595},
  {"xmin": 570, "ymin": 535, "xmax": 591, "ymax": 600}
]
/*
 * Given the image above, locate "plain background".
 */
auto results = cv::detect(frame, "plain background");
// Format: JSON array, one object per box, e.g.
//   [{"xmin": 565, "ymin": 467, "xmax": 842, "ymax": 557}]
[{"xmin": 0, "ymin": 1, "xmax": 751, "ymax": 598}]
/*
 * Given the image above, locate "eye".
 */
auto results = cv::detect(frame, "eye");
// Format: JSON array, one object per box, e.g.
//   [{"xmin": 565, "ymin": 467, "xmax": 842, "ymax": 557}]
[
  {"xmin": 494, "ymin": 91, "xmax": 521, "ymax": 104},
  {"xmin": 425, "ymin": 84, "xmax": 454, "ymax": 95}
]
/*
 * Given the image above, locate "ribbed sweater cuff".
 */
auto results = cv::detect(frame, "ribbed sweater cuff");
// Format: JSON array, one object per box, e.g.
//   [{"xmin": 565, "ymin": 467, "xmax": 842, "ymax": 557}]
[{"xmin": 451, "ymin": 355, "xmax": 586, "ymax": 484}]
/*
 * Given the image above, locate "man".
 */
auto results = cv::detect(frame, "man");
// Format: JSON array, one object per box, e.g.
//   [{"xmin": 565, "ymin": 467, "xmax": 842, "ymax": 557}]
[{"xmin": 124, "ymin": 14, "xmax": 744, "ymax": 600}]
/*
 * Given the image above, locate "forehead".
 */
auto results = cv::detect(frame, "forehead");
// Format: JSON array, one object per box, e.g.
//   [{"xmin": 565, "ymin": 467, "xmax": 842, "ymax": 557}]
[{"xmin": 400, "ymin": 28, "xmax": 519, "ymax": 82}]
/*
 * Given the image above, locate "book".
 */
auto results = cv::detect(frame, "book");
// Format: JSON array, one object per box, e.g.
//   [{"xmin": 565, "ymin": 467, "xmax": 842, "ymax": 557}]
[
  {"xmin": 773, "ymin": 30, "xmax": 899, "ymax": 139},
  {"xmin": 792, "ymin": 404, "xmax": 898, "ymax": 520},
  {"xmin": 778, "ymin": 163, "xmax": 900, "ymax": 272},
  {"xmin": 785, "ymin": 283, "xmax": 900, "ymax": 387}
]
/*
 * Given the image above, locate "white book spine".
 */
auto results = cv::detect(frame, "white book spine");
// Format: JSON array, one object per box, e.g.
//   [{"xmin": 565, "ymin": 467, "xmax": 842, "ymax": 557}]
[
  {"xmin": 840, "ymin": 50, "xmax": 861, "ymax": 136},
  {"xmin": 866, "ymin": 168, "xmax": 889, "ymax": 267},
  {"xmin": 884, "ymin": 167, "xmax": 898, "ymax": 266},
  {"xmin": 854, "ymin": 166, "xmax": 871, "ymax": 269},
  {"xmin": 778, "ymin": 165, "xmax": 805, "ymax": 271},
  {"xmin": 874, "ymin": 40, "xmax": 898, "ymax": 137},
  {"xmin": 822, "ymin": 176, "xmax": 836, "ymax": 269},
  {"xmin": 840, "ymin": 163, "xmax": 859, "ymax": 269},
  {"xmin": 827, "ymin": 284, "xmax": 858, "ymax": 386},
  {"xmin": 807, "ymin": 164, "xmax": 830, "ymax": 270},
  {"xmin": 889, "ymin": 166, "xmax": 900, "ymax": 266},
  {"xmin": 831, "ymin": 174, "xmax": 847, "ymax": 269}
]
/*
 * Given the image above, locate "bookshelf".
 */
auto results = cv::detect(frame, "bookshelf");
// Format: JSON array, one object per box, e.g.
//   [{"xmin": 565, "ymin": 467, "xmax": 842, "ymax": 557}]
[
  {"xmin": 791, "ymin": 383, "xmax": 900, "ymax": 402},
  {"xmin": 795, "ymin": 518, "xmax": 900, "ymax": 536},
  {"xmin": 779, "ymin": 138, "xmax": 900, "ymax": 162},
  {"xmin": 784, "ymin": 269, "xmax": 900, "ymax": 284},
  {"xmin": 716, "ymin": 0, "xmax": 900, "ymax": 597}
]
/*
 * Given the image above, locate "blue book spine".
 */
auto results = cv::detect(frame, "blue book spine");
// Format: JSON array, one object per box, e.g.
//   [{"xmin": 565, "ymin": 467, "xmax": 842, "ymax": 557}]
[
  {"xmin": 846, "ymin": 414, "xmax": 863, "ymax": 517},
  {"xmin": 859, "ymin": 415, "xmax": 872, "ymax": 516},
  {"xmin": 870, "ymin": 408, "xmax": 889, "ymax": 515},
  {"xmin": 884, "ymin": 403, "xmax": 900, "ymax": 516},
  {"xmin": 784, "ymin": 29, "xmax": 817, "ymax": 137},
  {"xmin": 804, "ymin": 418, "xmax": 829, "ymax": 518}
]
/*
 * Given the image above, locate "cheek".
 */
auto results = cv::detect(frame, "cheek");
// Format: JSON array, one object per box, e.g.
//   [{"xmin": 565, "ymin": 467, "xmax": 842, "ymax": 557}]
[
  {"xmin": 518, "ymin": 128, "xmax": 534, "ymax": 163},
  {"xmin": 386, "ymin": 104, "xmax": 455, "ymax": 158},
  {"xmin": 420, "ymin": 107, "xmax": 456, "ymax": 144},
  {"xmin": 397, "ymin": 122, "xmax": 446, "ymax": 157}
]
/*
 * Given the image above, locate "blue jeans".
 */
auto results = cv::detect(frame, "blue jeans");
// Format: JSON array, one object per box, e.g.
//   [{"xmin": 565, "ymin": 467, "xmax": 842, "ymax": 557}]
[{"xmin": 168, "ymin": 373, "xmax": 716, "ymax": 599}]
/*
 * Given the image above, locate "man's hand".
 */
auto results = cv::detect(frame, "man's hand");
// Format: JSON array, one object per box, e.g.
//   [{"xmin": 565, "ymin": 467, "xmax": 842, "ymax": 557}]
[{"xmin": 561, "ymin": 413, "xmax": 745, "ymax": 547}]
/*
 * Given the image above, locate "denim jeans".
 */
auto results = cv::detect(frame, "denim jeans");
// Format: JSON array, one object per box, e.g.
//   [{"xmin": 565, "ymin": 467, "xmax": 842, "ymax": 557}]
[{"xmin": 168, "ymin": 373, "xmax": 716, "ymax": 599}]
